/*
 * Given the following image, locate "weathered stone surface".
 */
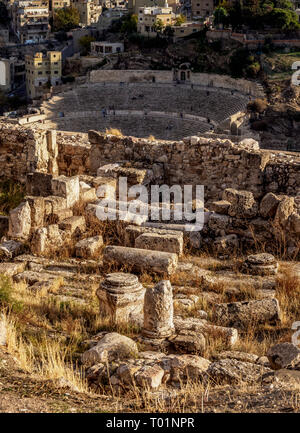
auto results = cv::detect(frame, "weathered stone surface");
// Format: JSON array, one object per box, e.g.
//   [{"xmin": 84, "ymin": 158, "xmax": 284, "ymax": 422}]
[
  {"xmin": 159, "ymin": 354, "xmax": 211, "ymax": 383},
  {"xmin": 274, "ymin": 196, "xmax": 295, "ymax": 228},
  {"xmin": 81, "ymin": 332, "xmax": 139, "ymax": 366},
  {"xmin": 51, "ymin": 175, "xmax": 79, "ymax": 208},
  {"xmin": 290, "ymin": 212, "xmax": 300, "ymax": 234},
  {"xmin": 243, "ymin": 253, "xmax": 278, "ymax": 276},
  {"xmin": 31, "ymin": 224, "xmax": 64, "ymax": 255},
  {"xmin": 259, "ymin": 192, "xmax": 281, "ymax": 218},
  {"xmin": 174, "ymin": 316, "xmax": 238, "ymax": 348},
  {"xmin": 0, "ymin": 240, "xmax": 24, "ymax": 259},
  {"xmin": 0, "ymin": 262, "xmax": 26, "ymax": 277},
  {"xmin": 96, "ymin": 273, "xmax": 145, "ymax": 323},
  {"xmin": 134, "ymin": 364, "xmax": 165, "ymax": 389},
  {"xmin": 213, "ymin": 298, "xmax": 281, "ymax": 329},
  {"xmin": 0, "ymin": 315, "xmax": 7, "ymax": 346},
  {"xmin": 210, "ymin": 200, "xmax": 231, "ymax": 215},
  {"xmin": 59, "ymin": 216, "xmax": 86, "ymax": 234},
  {"xmin": 143, "ymin": 280, "xmax": 174, "ymax": 339},
  {"xmin": 8, "ymin": 201, "xmax": 31, "ymax": 240},
  {"xmin": 125, "ymin": 225, "xmax": 181, "ymax": 247},
  {"xmin": 208, "ymin": 213, "xmax": 229, "ymax": 232},
  {"xmin": 25, "ymin": 196, "xmax": 45, "ymax": 230},
  {"xmin": 103, "ymin": 246, "xmax": 178, "ymax": 275},
  {"xmin": 223, "ymin": 188, "xmax": 258, "ymax": 218},
  {"xmin": 170, "ymin": 330, "xmax": 206, "ymax": 355},
  {"xmin": 214, "ymin": 351, "xmax": 259, "ymax": 364},
  {"xmin": 135, "ymin": 232, "xmax": 183, "ymax": 256},
  {"xmin": 267, "ymin": 342, "xmax": 300, "ymax": 370},
  {"xmin": 44, "ymin": 196, "xmax": 68, "ymax": 223},
  {"xmin": 75, "ymin": 235, "xmax": 103, "ymax": 259},
  {"xmin": 206, "ymin": 359, "xmax": 271, "ymax": 385}
]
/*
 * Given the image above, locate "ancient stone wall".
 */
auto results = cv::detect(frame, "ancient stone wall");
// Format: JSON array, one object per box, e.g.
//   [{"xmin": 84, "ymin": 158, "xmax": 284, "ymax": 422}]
[
  {"xmin": 89, "ymin": 70, "xmax": 264, "ymax": 98},
  {"xmin": 0, "ymin": 122, "xmax": 58, "ymax": 183},
  {"xmin": 89, "ymin": 70, "xmax": 173, "ymax": 84},
  {"xmin": 88, "ymin": 131, "xmax": 300, "ymax": 201}
]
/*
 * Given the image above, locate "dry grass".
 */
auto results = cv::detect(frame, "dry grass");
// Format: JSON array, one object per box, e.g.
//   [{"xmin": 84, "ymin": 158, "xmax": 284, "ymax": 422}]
[{"xmin": 105, "ymin": 128, "xmax": 123, "ymax": 137}]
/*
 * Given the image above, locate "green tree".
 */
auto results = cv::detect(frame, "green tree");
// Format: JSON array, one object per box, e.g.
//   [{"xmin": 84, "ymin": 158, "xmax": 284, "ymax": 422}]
[
  {"xmin": 174, "ymin": 14, "xmax": 187, "ymax": 26},
  {"xmin": 213, "ymin": 6, "xmax": 229, "ymax": 27},
  {"xmin": 53, "ymin": 6, "xmax": 80, "ymax": 32},
  {"xmin": 269, "ymin": 8, "xmax": 300, "ymax": 30},
  {"xmin": 120, "ymin": 14, "xmax": 138, "ymax": 34},
  {"xmin": 153, "ymin": 18, "xmax": 164, "ymax": 34},
  {"xmin": 79, "ymin": 35, "xmax": 95, "ymax": 54}
]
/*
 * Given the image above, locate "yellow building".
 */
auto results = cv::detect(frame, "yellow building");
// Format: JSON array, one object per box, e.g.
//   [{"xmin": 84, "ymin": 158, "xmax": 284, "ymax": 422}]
[
  {"xmin": 25, "ymin": 51, "xmax": 62, "ymax": 99},
  {"xmin": 128, "ymin": 0, "xmax": 179, "ymax": 14},
  {"xmin": 137, "ymin": 5, "xmax": 175, "ymax": 37},
  {"xmin": 72, "ymin": 0, "xmax": 102, "ymax": 26}
]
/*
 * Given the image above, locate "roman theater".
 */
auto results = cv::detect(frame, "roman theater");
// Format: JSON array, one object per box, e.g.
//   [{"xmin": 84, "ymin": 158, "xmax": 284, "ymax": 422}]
[{"xmin": 37, "ymin": 67, "xmax": 263, "ymax": 140}]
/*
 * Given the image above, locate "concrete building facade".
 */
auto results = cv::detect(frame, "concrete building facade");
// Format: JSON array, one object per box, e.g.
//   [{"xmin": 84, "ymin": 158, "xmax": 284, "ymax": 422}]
[
  {"xmin": 91, "ymin": 41, "xmax": 124, "ymax": 56},
  {"xmin": 72, "ymin": 0, "xmax": 102, "ymax": 26},
  {"xmin": 25, "ymin": 51, "xmax": 62, "ymax": 99},
  {"xmin": 12, "ymin": 0, "xmax": 50, "ymax": 43},
  {"xmin": 137, "ymin": 5, "xmax": 175, "ymax": 37}
]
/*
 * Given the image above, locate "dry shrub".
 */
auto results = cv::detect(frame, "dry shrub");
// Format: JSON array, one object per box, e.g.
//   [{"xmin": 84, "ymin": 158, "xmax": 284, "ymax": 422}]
[{"xmin": 105, "ymin": 128, "xmax": 123, "ymax": 137}]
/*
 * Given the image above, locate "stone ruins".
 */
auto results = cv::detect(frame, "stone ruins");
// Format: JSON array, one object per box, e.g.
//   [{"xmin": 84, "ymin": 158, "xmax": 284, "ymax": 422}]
[{"xmin": 0, "ymin": 71, "xmax": 299, "ymax": 393}]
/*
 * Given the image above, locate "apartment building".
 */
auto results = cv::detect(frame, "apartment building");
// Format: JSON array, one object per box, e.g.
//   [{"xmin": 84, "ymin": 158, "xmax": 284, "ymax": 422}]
[
  {"xmin": 91, "ymin": 41, "xmax": 124, "ymax": 56},
  {"xmin": 0, "ymin": 57, "xmax": 26, "ymax": 92},
  {"xmin": 137, "ymin": 5, "xmax": 175, "ymax": 37},
  {"xmin": 25, "ymin": 51, "xmax": 62, "ymax": 98},
  {"xmin": 72, "ymin": 0, "xmax": 102, "ymax": 26},
  {"xmin": 191, "ymin": 0, "xmax": 216, "ymax": 18},
  {"xmin": 11, "ymin": 0, "xmax": 50, "ymax": 44}
]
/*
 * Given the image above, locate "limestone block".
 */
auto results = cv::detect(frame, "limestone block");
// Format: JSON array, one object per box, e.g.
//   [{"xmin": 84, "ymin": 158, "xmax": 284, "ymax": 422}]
[
  {"xmin": 274, "ymin": 196, "xmax": 295, "ymax": 228},
  {"xmin": 134, "ymin": 364, "xmax": 165, "ymax": 390},
  {"xmin": 80, "ymin": 181, "xmax": 97, "ymax": 202},
  {"xmin": 96, "ymin": 273, "xmax": 145, "ymax": 322},
  {"xmin": 93, "ymin": 177, "xmax": 117, "ymax": 200},
  {"xmin": 159, "ymin": 354, "xmax": 211, "ymax": 383},
  {"xmin": 173, "ymin": 316, "xmax": 238, "ymax": 348},
  {"xmin": 259, "ymin": 192, "xmax": 281, "ymax": 218},
  {"xmin": 223, "ymin": 188, "xmax": 258, "ymax": 218},
  {"xmin": 267, "ymin": 342, "xmax": 300, "ymax": 370},
  {"xmin": 170, "ymin": 330, "xmax": 206, "ymax": 355},
  {"xmin": 135, "ymin": 232, "xmax": 183, "ymax": 256},
  {"xmin": 125, "ymin": 225, "xmax": 180, "ymax": 247},
  {"xmin": 290, "ymin": 213, "xmax": 300, "ymax": 234},
  {"xmin": 103, "ymin": 246, "xmax": 178, "ymax": 275},
  {"xmin": 75, "ymin": 235, "xmax": 103, "ymax": 259},
  {"xmin": 0, "ymin": 315, "xmax": 7, "ymax": 346},
  {"xmin": 44, "ymin": 196, "xmax": 67, "ymax": 218},
  {"xmin": 214, "ymin": 351, "xmax": 259, "ymax": 364},
  {"xmin": 210, "ymin": 200, "xmax": 231, "ymax": 215},
  {"xmin": 0, "ymin": 240, "xmax": 23, "ymax": 259},
  {"xmin": 59, "ymin": 216, "xmax": 86, "ymax": 234},
  {"xmin": 25, "ymin": 196, "xmax": 45, "ymax": 230},
  {"xmin": 8, "ymin": 201, "xmax": 31, "ymax": 240},
  {"xmin": 143, "ymin": 280, "xmax": 175, "ymax": 339},
  {"xmin": 81, "ymin": 332, "xmax": 139, "ymax": 367},
  {"xmin": 0, "ymin": 262, "xmax": 26, "ymax": 277},
  {"xmin": 213, "ymin": 298, "xmax": 281, "ymax": 329},
  {"xmin": 51, "ymin": 175, "xmax": 79, "ymax": 208},
  {"xmin": 206, "ymin": 359, "xmax": 271, "ymax": 385}
]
